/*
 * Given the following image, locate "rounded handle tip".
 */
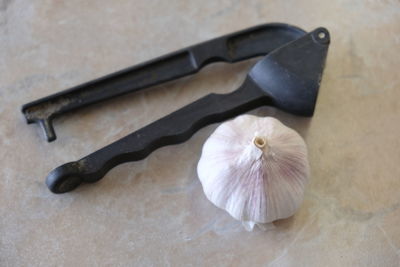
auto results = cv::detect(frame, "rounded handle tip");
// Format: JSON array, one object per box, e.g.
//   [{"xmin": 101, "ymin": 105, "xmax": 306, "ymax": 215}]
[{"xmin": 46, "ymin": 162, "xmax": 83, "ymax": 194}]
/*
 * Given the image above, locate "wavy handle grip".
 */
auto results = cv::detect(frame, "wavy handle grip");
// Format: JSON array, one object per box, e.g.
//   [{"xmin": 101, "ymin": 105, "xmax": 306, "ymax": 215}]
[{"xmin": 46, "ymin": 77, "xmax": 270, "ymax": 193}]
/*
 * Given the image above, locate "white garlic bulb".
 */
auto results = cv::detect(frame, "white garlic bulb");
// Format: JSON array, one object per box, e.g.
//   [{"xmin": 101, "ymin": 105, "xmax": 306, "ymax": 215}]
[{"xmin": 197, "ymin": 115, "xmax": 309, "ymax": 231}]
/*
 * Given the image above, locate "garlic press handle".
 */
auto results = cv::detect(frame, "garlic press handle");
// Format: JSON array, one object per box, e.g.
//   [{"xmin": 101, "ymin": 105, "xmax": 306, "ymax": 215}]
[
  {"xmin": 46, "ymin": 77, "xmax": 271, "ymax": 193},
  {"xmin": 22, "ymin": 23, "xmax": 305, "ymax": 142}
]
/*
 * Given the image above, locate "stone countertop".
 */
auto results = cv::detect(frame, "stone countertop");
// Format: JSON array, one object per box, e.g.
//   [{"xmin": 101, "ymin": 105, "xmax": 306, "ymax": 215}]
[{"xmin": 1, "ymin": 0, "xmax": 400, "ymax": 266}]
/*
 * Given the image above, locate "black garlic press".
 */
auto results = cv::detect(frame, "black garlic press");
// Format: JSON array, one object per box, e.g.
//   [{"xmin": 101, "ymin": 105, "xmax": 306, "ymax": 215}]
[{"xmin": 21, "ymin": 23, "xmax": 330, "ymax": 193}]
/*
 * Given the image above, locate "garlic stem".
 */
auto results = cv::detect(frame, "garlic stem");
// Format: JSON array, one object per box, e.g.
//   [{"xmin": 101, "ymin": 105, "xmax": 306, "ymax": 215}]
[{"xmin": 253, "ymin": 136, "xmax": 267, "ymax": 149}]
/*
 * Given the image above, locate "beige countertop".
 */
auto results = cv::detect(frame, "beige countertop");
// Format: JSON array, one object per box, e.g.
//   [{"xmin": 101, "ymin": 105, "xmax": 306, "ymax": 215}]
[{"xmin": 1, "ymin": 0, "xmax": 400, "ymax": 266}]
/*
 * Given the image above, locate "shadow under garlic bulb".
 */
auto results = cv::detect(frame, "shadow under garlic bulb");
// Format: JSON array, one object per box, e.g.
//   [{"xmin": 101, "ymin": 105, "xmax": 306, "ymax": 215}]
[{"xmin": 197, "ymin": 115, "xmax": 309, "ymax": 231}]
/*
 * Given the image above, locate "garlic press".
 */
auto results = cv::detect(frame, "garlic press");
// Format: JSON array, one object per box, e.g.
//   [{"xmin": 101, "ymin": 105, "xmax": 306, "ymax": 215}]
[{"xmin": 21, "ymin": 23, "xmax": 330, "ymax": 193}]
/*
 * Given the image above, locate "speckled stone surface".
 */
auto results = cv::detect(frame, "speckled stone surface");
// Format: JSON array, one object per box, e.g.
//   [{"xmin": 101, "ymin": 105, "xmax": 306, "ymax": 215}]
[{"xmin": 1, "ymin": 0, "xmax": 400, "ymax": 266}]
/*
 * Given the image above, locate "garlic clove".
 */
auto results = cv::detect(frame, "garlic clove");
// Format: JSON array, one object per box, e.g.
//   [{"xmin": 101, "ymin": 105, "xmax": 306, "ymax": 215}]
[{"xmin": 197, "ymin": 115, "xmax": 309, "ymax": 231}]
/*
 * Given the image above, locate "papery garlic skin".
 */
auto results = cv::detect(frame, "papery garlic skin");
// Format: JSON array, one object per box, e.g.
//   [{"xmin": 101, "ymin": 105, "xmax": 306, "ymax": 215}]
[{"xmin": 197, "ymin": 115, "xmax": 309, "ymax": 231}]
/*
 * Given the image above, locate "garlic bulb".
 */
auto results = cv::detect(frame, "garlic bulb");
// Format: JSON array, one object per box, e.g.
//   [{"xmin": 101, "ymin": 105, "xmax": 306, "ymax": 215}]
[{"xmin": 197, "ymin": 115, "xmax": 309, "ymax": 231}]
